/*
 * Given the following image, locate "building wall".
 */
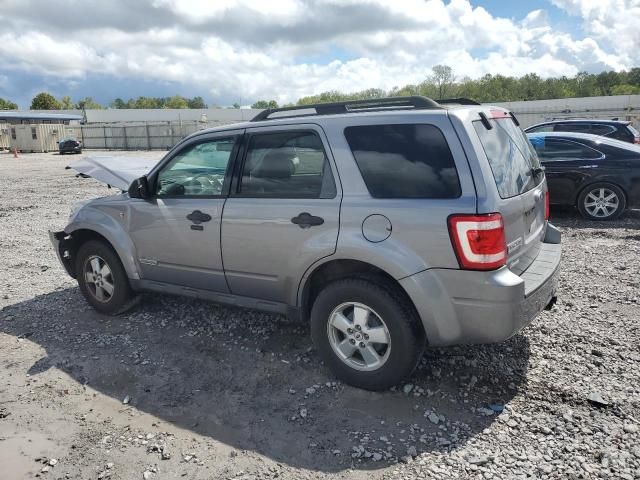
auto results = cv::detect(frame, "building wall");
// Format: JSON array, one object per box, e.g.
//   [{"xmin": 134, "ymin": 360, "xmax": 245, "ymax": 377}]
[
  {"xmin": 8, "ymin": 124, "xmax": 78, "ymax": 152},
  {"xmin": 492, "ymin": 95, "xmax": 640, "ymax": 128},
  {"xmin": 0, "ymin": 123, "xmax": 9, "ymax": 149}
]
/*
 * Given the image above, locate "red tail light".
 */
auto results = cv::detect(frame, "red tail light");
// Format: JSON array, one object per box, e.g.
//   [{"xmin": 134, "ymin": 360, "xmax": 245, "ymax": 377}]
[
  {"xmin": 448, "ymin": 213, "xmax": 507, "ymax": 271},
  {"xmin": 634, "ymin": 137, "xmax": 640, "ymax": 144},
  {"xmin": 545, "ymin": 190, "xmax": 550, "ymax": 220}
]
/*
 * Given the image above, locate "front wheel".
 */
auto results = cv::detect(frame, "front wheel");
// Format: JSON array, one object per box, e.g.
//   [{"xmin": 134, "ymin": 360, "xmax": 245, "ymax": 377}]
[
  {"xmin": 577, "ymin": 183, "xmax": 626, "ymax": 220},
  {"xmin": 310, "ymin": 278, "xmax": 425, "ymax": 390},
  {"xmin": 75, "ymin": 240, "xmax": 137, "ymax": 315}
]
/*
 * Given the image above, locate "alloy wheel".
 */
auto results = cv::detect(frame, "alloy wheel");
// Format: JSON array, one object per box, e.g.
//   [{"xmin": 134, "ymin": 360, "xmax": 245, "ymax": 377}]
[
  {"xmin": 326, "ymin": 302, "xmax": 391, "ymax": 371},
  {"xmin": 83, "ymin": 255, "xmax": 115, "ymax": 303},
  {"xmin": 583, "ymin": 187, "xmax": 619, "ymax": 218}
]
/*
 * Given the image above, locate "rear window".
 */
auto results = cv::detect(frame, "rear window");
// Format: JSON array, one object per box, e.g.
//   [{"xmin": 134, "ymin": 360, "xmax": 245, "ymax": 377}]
[
  {"xmin": 473, "ymin": 118, "xmax": 542, "ymax": 199},
  {"xmin": 344, "ymin": 124, "xmax": 461, "ymax": 198}
]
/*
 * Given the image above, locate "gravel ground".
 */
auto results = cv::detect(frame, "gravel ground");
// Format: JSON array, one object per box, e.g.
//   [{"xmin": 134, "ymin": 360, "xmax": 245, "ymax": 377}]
[{"xmin": 0, "ymin": 151, "xmax": 638, "ymax": 480}]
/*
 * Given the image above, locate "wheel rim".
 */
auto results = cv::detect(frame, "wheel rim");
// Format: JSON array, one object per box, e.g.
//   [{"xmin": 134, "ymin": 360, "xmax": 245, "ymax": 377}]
[
  {"xmin": 584, "ymin": 187, "xmax": 619, "ymax": 218},
  {"xmin": 83, "ymin": 255, "xmax": 115, "ymax": 303},
  {"xmin": 327, "ymin": 302, "xmax": 391, "ymax": 372}
]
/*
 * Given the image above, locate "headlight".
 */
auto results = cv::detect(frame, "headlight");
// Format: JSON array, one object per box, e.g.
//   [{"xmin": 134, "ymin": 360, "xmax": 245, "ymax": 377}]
[{"xmin": 69, "ymin": 200, "xmax": 90, "ymax": 221}]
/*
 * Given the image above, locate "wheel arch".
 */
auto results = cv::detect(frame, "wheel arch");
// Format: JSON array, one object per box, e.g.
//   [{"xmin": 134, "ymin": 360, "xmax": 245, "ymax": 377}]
[
  {"xmin": 298, "ymin": 258, "xmax": 422, "ymax": 330},
  {"xmin": 64, "ymin": 221, "xmax": 140, "ymax": 280}
]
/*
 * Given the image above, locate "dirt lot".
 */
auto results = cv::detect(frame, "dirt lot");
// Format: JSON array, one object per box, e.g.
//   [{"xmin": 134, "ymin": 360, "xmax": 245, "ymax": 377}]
[{"xmin": 1, "ymin": 151, "xmax": 639, "ymax": 480}]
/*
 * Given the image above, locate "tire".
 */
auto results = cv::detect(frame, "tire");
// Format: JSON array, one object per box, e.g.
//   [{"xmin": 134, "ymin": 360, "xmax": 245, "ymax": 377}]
[
  {"xmin": 577, "ymin": 182, "xmax": 626, "ymax": 220},
  {"xmin": 310, "ymin": 277, "xmax": 425, "ymax": 390},
  {"xmin": 75, "ymin": 240, "xmax": 137, "ymax": 315}
]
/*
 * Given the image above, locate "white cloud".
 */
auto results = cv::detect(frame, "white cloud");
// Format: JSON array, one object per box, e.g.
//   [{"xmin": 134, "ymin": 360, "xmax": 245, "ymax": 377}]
[{"xmin": 0, "ymin": 0, "xmax": 636, "ymax": 104}]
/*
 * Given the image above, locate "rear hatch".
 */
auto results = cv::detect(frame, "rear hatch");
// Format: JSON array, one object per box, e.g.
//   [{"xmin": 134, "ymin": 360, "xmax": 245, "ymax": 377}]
[{"xmin": 472, "ymin": 111, "xmax": 547, "ymax": 275}]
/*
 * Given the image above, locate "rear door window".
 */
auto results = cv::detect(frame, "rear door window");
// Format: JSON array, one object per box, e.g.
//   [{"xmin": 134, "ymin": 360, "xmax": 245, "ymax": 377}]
[
  {"xmin": 529, "ymin": 137, "xmax": 602, "ymax": 161},
  {"xmin": 554, "ymin": 123, "xmax": 591, "ymax": 133},
  {"xmin": 590, "ymin": 124, "xmax": 616, "ymax": 136},
  {"xmin": 473, "ymin": 118, "xmax": 542, "ymax": 198},
  {"xmin": 239, "ymin": 130, "xmax": 336, "ymax": 198},
  {"xmin": 344, "ymin": 124, "xmax": 461, "ymax": 198}
]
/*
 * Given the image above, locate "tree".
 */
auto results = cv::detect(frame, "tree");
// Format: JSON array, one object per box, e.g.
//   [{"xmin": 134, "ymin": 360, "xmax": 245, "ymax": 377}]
[
  {"xmin": 30, "ymin": 92, "xmax": 62, "ymax": 110},
  {"xmin": 60, "ymin": 96, "xmax": 74, "ymax": 109},
  {"xmin": 188, "ymin": 96, "xmax": 207, "ymax": 109},
  {"xmin": 232, "ymin": 102, "xmax": 240, "ymax": 109},
  {"xmin": 76, "ymin": 97, "xmax": 103, "ymax": 109},
  {"xmin": 431, "ymin": 65, "xmax": 455, "ymax": 99},
  {"xmin": 0, "ymin": 97, "xmax": 18, "ymax": 110},
  {"xmin": 165, "ymin": 95, "xmax": 189, "ymax": 109},
  {"xmin": 110, "ymin": 98, "xmax": 127, "ymax": 109},
  {"xmin": 251, "ymin": 100, "xmax": 278, "ymax": 109}
]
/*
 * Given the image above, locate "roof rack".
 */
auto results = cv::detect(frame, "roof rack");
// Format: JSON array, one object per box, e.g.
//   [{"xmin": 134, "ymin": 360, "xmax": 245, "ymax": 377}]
[
  {"xmin": 437, "ymin": 98, "xmax": 480, "ymax": 105},
  {"xmin": 250, "ymin": 96, "xmax": 442, "ymax": 122}
]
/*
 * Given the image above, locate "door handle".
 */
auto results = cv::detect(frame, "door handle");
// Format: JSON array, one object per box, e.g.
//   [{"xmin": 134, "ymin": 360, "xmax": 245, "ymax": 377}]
[
  {"xmin": 291, "ymin": 212, "xmax": 324, "ymax": 228},
  {"xmin": 187, "ymin": 210, "xmax": 212, "ymax": 224}
]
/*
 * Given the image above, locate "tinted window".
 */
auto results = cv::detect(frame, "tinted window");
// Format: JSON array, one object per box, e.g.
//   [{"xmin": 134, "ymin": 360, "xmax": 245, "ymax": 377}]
[
  {"xmin": 240, "ymin": 131, "xmax": 336, "ymax": 198},
  {"xmin": 610, "ymin": 125, "xmax": 634, "ymax": 142},
  {"xmin": 554, "ymin": 123, "xmax": 591, "ymax": 133},
  {"xmin": 526, "ymin": 124, "xmax": 554, "ymax": 133},
  {"xmin": 474, "ymin": 119, "xmax": 541, "ymax": 199},
  {"xmin": 157, "ymin": 137, "xmax": 236, "ymax": 196},
  {"xmin": 344, "ymin": 124, "xmax": 461, "ymax": 198},
  {"xmin": 590, "ymin": 124, "xmax": 616, "ymax": 136},
  {"xmin": 528, "ymin": 137, "xmax": 602, "ymax": 160}
]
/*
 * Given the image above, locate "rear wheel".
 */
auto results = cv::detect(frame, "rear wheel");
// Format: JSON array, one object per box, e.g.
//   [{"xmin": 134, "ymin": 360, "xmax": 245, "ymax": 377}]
[
  {"xmin": 310, "ymin": 278, "xmax": 425, "ymax": 390},
  {"xmin": 75, "ymin": 240, "xmax": 137, "ymax": 315},
  {"xmin": 577, "ymin": 183, "xmax": 625, "ymax": 220}
]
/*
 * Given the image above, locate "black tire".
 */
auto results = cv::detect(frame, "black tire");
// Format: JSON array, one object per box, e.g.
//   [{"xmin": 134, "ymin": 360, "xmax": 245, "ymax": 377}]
[
  {"xmin": 75, "ymin": 240, "xmax": 137, "ymax": 315},
  {"xmin": 577, "ymin": 182, "xmax": 626, "ymax": 220},
  {"xmin": 310, "ymin": 277, "xmax": 425, "ymax": 391}
]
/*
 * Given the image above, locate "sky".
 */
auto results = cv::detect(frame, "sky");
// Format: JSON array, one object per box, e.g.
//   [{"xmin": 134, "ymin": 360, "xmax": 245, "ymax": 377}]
[{"xmin": 0, "ymin": 0, "xmax": 638, "ymax": 109}]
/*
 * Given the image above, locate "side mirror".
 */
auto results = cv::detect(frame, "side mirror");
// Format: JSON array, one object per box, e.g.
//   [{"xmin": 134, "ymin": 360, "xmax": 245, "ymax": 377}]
[{"xmin": 128, "ymin": 176, "xmax": 151, "ymax": 199}]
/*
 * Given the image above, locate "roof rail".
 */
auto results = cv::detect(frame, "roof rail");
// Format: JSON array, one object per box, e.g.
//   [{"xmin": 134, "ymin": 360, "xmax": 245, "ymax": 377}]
[
  {"xmin": 437, "ymin": 98, "xmax": 480, "ymax": 105},
  {"xmin": 250, "ymin": 96, "xmax": 442, "ymax": 122}
]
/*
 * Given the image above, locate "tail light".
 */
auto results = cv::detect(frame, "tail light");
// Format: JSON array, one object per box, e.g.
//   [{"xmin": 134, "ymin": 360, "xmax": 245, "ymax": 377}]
[
  {"xmin": 545, "ymin": 191, "xmax": 550, "ymax": 220},
  {"xmin": 448, "ymin": 213, "xmax": 507, "ymax": 271},
  {"xmin": 634, "ymin": 137, "xmax": 640, "ymax": 144}
]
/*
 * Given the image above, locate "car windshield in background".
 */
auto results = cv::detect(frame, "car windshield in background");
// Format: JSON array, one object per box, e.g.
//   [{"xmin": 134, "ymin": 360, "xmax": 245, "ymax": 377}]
[{"xmin": 474, "ymin": 118, "xmax": 541, "ymax": 199}]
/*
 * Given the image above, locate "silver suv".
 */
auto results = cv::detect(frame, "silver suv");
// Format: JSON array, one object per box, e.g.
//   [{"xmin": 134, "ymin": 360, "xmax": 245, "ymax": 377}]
[{"xmin": 50, "ymin": 97, "xmax": 561, "ymax": 390}]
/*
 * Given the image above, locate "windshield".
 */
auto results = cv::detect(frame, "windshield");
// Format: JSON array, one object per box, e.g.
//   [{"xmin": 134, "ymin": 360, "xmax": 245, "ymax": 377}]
[{"xmin": 474, "ymin": 117, "xmax": 542, "ymax": 199}]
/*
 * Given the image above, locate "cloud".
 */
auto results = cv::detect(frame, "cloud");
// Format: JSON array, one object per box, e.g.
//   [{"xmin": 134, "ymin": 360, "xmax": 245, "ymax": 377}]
[{"xmin": 0, "ymin": 0, "xmax": 636, "ymax": 105}]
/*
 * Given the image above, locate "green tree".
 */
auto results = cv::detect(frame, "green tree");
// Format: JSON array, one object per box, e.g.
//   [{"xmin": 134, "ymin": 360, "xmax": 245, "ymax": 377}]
[
  {"xmin": 232, "ymin": 102, "xmax": 240, "ymax": 109},
  {"xmin": 431, "ymin": 65, "xmax": 455, "ymax": 99},
  {"xmin": 76, "ymin": 97, "xmax": 103, "ymax": 109},
  {"xmin": 132, "ymin": 97, "xmax": 161, "ymax": 108},
  {"xmin": 611, "ymin": 84, "xmax": 640, "ymax": 95},
  {"xmin": 30, "ymin": 92, "xmax": 62, "ymax": 110},
  {"xmin": 188, "ymin": 96, "xmax": 207, "ymax": 109},
  {"xmin": 60, "ymin": 95, "xmax": 74, "ymax": 109},
  {"xmin": 251, "ymin": 100, "xmax": 279, "ymax": 109},
  {"xmin": 110, "ymin": 98, "xmax": 127, "ymax": 109},
  {"xmin": 165, "ymin": 95, "xmax": 189, "ymax": 109},
  {"xmin": 0, "ymin": 97, "xmax": 18, "ymax": 110}
]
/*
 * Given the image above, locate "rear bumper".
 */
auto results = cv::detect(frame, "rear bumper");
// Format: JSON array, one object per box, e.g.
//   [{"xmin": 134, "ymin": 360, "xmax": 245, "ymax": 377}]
[{"xmin": 401, "ymin": 223, "xmax": 561, "ymax": 346}]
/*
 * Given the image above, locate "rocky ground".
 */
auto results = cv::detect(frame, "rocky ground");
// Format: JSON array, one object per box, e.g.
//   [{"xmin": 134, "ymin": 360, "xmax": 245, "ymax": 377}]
[{"xmin": 0, "ymin": 151, "xmax": 638, "ymax": 480}]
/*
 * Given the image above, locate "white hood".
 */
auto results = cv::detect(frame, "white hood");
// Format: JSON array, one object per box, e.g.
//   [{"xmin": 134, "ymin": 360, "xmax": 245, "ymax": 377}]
[{"xmin": 67, "ymin": 156, "xmax": 160, "ymax": 190}]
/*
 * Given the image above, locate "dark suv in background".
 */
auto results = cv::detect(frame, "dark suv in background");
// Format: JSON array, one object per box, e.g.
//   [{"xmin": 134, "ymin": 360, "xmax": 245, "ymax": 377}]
[{"xmin": 525, "ymin": 119, "xmax": 640, "ymax": 144}]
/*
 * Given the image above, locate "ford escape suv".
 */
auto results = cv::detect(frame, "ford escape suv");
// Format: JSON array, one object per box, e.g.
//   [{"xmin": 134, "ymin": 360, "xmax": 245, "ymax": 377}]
[{"xmin": 50, "ymin": 96, "xmax": 561, "ymax": 390}]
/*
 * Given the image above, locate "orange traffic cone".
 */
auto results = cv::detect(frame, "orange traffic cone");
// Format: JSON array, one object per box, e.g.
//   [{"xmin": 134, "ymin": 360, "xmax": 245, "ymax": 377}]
[{"xmin": 13, "ymin": 147, "xmax": 18, "ymax": 158}]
